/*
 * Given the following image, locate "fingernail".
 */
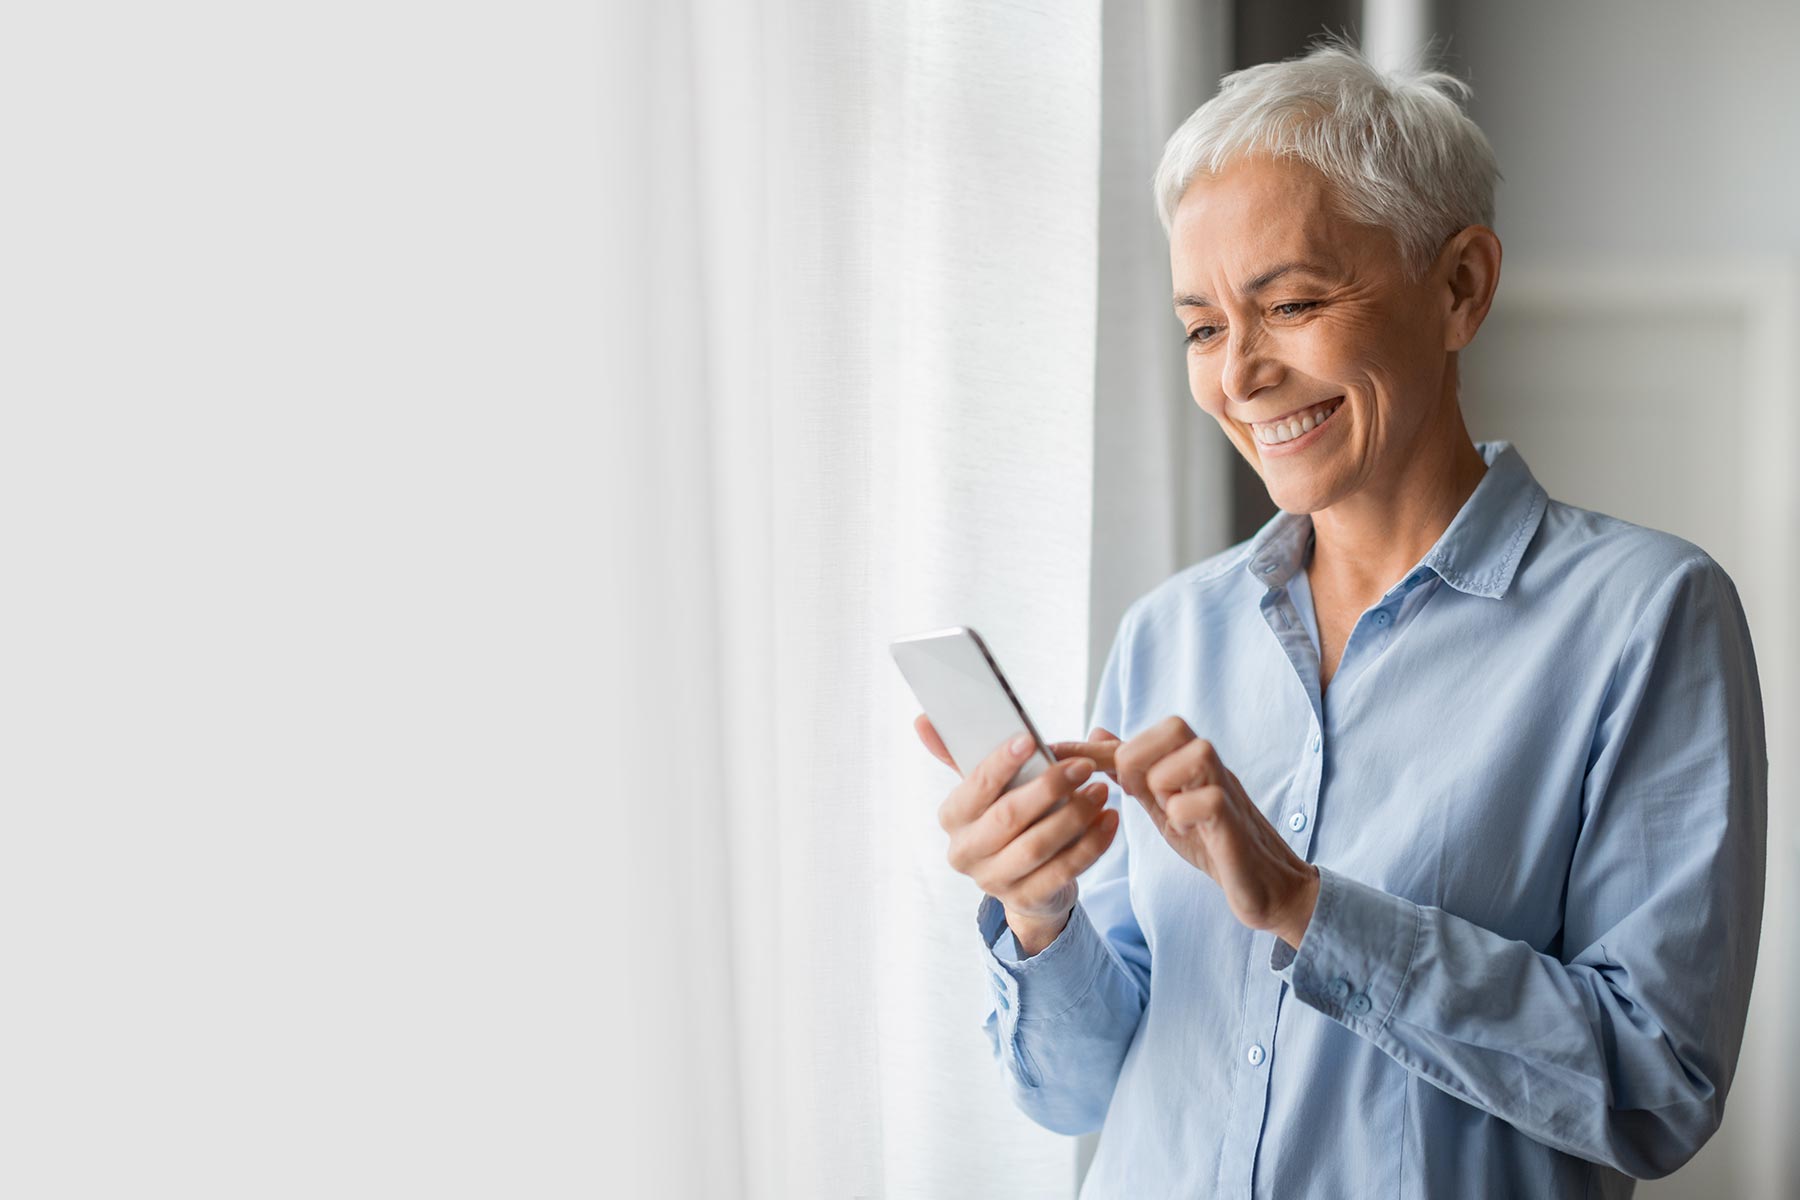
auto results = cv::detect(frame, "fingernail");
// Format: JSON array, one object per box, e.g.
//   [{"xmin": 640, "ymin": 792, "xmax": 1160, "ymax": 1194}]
[
  {"xmin": 1010, "ymin": 734, "xmax": 1032, "ymax": 755},
  {"xmin": 1065, "ymin": 758, "xmax": 1095, "ymax": 783}
]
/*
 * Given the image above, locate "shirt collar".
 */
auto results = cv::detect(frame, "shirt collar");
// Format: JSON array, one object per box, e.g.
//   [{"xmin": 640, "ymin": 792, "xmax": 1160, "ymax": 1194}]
[{"xmin": 1241, "ymin": 440, "xmax": 1549, "ymax": 600}]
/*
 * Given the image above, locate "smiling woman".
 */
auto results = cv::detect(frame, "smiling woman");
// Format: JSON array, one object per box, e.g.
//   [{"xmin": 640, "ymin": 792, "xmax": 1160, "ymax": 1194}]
[
  {"xmin": 1169, "ymin": 148, "xmax": 1496, "ymax": 537},
  {"xmin": 942, "ymin": 34, "xmax": 1770, "ymax": 1200}
]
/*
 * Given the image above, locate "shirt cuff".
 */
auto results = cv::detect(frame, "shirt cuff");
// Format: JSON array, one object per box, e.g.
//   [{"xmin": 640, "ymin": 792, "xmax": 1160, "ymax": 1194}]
[
  {"xmin": 977, "ymin": 893, "xmax": 1109, "ymax": 1021},
  {"xmin": 1268, "ymin": 863, "xmax": 1422, "ymax": 1032}
]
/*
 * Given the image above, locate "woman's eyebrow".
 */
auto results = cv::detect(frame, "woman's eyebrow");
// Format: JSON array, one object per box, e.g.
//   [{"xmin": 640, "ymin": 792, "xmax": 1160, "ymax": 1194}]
[{"xmin": 1173, "ymin": 260, "xmax": 1337, "ymax": 309}]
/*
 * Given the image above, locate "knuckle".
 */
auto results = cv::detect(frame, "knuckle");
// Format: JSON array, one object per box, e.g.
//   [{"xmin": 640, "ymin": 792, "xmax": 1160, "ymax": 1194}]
[
  {"xmin": 1114, "ymin": 742, "xmax": 1144, "ymax": 775},
  {"xmin": 1193, "ymin": 737, "xmax": 1217, "ymax": 763},
  {"xmin": 1160, "ymin": 715, "xmax": 1193, "ymax": 738},
  {"xmin": 1145, "ymin": 759, "xmax": 1179, "ymax": 795},
  {"xmin": 980, "ymin": 764, "xmax": 1016, "ymax": 803},
  {"xmin": 978, "ymin": 760, "xmax": 1006, "ymax": 794},
  {"xmin": 1170, "ymin": 786, "xmax": 1222, "ymax": 825},
  {"xmin": 980, "ymin": 742, "xmax": 1015, "ymax": 783}
]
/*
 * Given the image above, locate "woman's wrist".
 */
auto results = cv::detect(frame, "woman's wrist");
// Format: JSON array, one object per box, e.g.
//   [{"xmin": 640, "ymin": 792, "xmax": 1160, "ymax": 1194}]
[
  {"xmin": 1006, "ymin": 907, "xmax": 1073, "ymax": 957},
  {"xmin": 1272, "ymin": 865, "xmax": 1321, "ymax": 951}
]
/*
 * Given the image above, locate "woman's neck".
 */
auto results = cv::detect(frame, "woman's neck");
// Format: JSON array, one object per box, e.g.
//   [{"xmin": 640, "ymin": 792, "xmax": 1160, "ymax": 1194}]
[{"xmin": 1307, "ymin": 423, "xmax": 1489, "ymax": 605}]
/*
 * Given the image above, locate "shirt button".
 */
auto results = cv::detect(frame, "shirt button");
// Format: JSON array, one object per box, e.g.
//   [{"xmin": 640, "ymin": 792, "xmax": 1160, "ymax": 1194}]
[
  {"xmin": 1374, "ymin": 610, "xmax": 1392, "ymax": 627},
  {"xmin": 1287, "ymin": 811, "xmax": 1307, "ymax": 832},
  {"xmin": 1327, "ymin": 977, "xmax": 1351, "ymax": 1002},
  {"xmin": 1309, "ymin": 733, "xmax": 1321, "ymax": 753},
  {"xmin": 1347, "ymin": 993, "xmax": 1373, "ymax": 1016},
  {"xmin": 1247, "ymin": 1043, "xmax": 1266, "ymax": 1066}
]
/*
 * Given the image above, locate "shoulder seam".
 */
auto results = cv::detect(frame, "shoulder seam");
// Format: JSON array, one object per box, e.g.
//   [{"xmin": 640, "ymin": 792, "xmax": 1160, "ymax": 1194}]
[{"xmin": 1585, "ymin": 553, "xmax": 1714, "ymax": 782}]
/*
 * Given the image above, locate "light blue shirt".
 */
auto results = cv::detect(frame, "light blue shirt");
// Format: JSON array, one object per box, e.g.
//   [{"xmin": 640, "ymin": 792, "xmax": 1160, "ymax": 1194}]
[{"xmin": 977, "ymin": 440, "xmax": 1767, "ymax": 1198}]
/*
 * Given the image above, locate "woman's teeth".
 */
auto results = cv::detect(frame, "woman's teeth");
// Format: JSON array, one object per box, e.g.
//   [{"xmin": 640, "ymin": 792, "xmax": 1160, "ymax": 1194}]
[{"xmin": 1254, "ymin": 398, "xmax": 1342, "ymax": 445}]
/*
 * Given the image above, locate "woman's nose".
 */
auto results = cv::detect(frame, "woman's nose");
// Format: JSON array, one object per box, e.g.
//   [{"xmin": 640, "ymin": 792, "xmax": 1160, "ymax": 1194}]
[{"xmin": 1220, "ymin": 327, "xmax": 1283, "ymax": 406}]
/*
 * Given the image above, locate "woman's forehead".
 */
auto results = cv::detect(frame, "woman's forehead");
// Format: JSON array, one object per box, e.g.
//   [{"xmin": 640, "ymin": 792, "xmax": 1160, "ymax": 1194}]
[{"xmin": 1170, "ymin": 171, "xmax": 1390, "ymax": 297}]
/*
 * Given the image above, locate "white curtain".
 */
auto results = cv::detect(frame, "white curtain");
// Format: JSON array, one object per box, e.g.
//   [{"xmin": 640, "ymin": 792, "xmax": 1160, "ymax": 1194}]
[
  {"xmin": 609, "ymin": 1, "xmax": 1111, "ymax": 1195},
  {"xmin": 1090, "ymin": 0, "xmax": 1235, "ymax": 695},
  {"xmin": 7, "ymin": 2, "xmax": 1226, "ymax": 1195}
]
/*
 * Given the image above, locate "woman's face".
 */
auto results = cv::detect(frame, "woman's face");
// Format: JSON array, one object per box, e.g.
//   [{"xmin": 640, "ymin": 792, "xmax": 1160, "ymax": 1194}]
[{"xmin": 1169, "ymin": 153, "xmax": 1456, "ymax": 514}]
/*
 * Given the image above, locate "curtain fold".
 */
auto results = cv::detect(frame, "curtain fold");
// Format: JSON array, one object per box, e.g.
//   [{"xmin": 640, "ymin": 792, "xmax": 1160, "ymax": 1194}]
[
  {"xmin": 1090, "ymin": 0, "xmax": 1235, "ymax": 703},
  {"xmin": 613, "ymin": 2, "xmax": 1107, "ymax": 1194}
]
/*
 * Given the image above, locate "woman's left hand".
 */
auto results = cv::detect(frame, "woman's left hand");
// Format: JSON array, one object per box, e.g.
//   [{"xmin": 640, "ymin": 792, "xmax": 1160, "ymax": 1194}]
[{"xmin": 1051, "ymin": 716, "xmax": 1320, "ymax": 950}]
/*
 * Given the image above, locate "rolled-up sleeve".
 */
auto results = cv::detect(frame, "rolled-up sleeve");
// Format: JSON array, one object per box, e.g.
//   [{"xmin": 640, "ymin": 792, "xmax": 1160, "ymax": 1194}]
[
  {"xmin": 976, "ymin": 608, "xmax": 1152, "ymax": 1135},
  {"xmin": 1269, "ymin": 555, "xmax": 1767, "ymax": 1178}
]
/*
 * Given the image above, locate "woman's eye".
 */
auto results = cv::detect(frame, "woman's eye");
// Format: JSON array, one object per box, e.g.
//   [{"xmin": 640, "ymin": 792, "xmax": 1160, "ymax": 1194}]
[
  {"xmin": 1184, "ymin": 326, "xmax": 1219, "ymax": 347},
  {"xmin": 1273, "ymin": 301, "xmax": 1319, "ymax": 317}
]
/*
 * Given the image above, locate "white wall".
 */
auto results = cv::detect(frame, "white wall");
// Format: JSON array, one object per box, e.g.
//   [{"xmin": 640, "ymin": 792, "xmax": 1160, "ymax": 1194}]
[
  {"xmin": 1449, "ymin": 4, "xmax": 1800, "ymax": 1196},
  {"xmin": 1451, "ymin": 0, "xmax": 1800, "ymax": 262}
]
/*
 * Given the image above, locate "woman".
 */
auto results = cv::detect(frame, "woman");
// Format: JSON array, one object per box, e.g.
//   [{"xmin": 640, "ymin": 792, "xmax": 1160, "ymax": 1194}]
[{"xmin": 916, "ymin": 42, "xmax": 1766, "ymax": 1198}]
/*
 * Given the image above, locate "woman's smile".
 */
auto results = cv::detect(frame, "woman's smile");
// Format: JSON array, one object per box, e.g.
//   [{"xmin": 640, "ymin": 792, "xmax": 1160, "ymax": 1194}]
[{"xmin": 1252, "ymin": 395, "xmax": 1343, "ymax": 457}]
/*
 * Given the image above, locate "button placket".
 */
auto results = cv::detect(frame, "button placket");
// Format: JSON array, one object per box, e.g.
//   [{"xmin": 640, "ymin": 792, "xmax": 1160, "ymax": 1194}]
[
  {"xmin": 1285, "ymin": 722, "xmax": 1322, "ymax": 857},
  {"xmin": 1219, "ymin": 936, "xmax": 1292, "ymax": 1189}
]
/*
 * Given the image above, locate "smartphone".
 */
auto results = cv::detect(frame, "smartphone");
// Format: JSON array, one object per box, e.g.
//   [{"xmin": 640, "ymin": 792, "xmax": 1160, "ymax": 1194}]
[{"xmin": 889, "ymin": 626, "xmax": 1061, "ymax": 798}]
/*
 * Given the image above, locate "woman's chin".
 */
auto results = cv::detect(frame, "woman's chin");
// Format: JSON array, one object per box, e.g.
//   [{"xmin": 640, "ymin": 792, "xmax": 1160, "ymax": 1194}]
[{"xmin": 1261, "ymin": 466, "xmax": 1342, "ymax": 516}]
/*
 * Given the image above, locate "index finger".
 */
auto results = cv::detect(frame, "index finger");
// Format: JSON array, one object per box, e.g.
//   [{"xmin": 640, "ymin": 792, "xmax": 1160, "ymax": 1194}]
[
  {"xmin": 938, "ymin": 732, "xmax": 1037, "ymax": 830},
  {"xmin": 1112, "ymin": 716, "xmax": 1198, "ymax": 803},
  {"xmin": 1050, "ymin": 742, "xmax": 1118, "ymax": 777},
  {"xmin": 1048, "ymin": 727, "xmax": 1122, "ymax": 777}
]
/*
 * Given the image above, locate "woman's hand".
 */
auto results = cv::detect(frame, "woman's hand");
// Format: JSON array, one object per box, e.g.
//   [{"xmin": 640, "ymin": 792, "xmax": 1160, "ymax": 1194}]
[
  {"xmin": 1053, "ymin": 716, "xmax": 1319, "ymax": 950},
  {"xmin": 915, "ymin": 714, "xmax": 1120, "ymax": 956}
]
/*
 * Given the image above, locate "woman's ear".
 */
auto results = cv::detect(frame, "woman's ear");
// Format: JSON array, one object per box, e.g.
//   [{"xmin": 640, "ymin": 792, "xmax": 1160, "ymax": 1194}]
[{"xmin": 1439, "ymin": 224, "xmax": 1503, "ymax": 353}]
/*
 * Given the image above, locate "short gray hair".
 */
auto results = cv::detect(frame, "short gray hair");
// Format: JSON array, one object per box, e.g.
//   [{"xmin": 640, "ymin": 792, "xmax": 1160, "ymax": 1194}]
[{"xmin": 1154, "ymin": 36, "xmax": 1500, "ymax": 280}]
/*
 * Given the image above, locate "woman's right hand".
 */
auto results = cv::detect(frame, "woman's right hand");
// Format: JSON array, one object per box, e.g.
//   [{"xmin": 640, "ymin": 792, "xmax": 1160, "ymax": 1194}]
[{"xmin": 914, "ymin": 714, "xmax": 1120, "ymax": 955}]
